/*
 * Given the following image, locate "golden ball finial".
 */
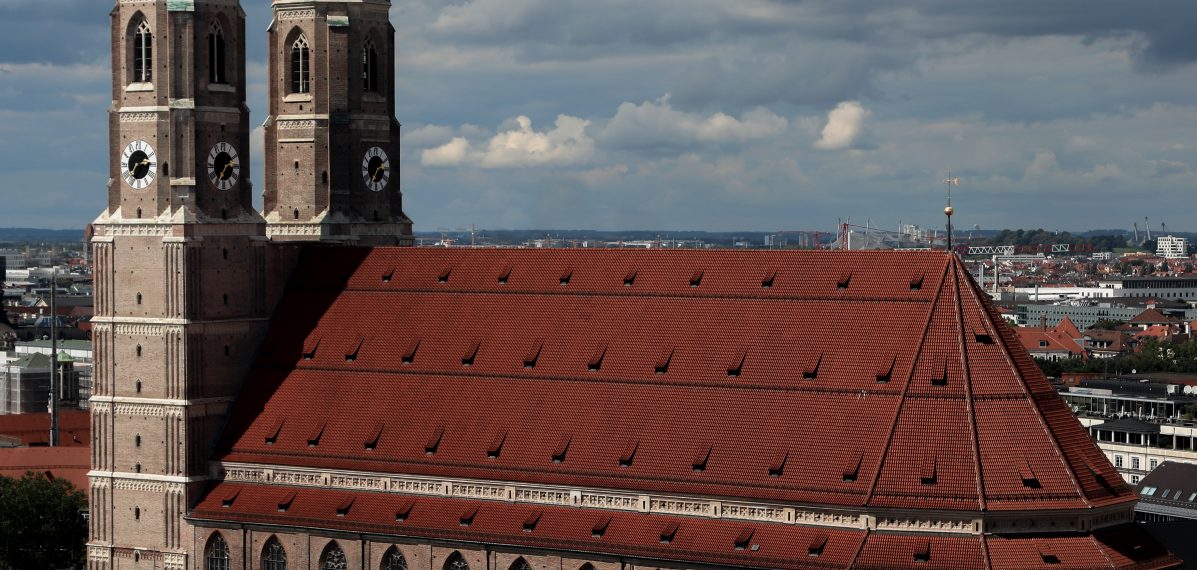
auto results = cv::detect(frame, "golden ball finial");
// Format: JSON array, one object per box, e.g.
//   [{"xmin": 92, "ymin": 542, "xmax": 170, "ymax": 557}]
[{"xmin": 944, "ymin": 206, "xmax": 955, "ymax": 216}]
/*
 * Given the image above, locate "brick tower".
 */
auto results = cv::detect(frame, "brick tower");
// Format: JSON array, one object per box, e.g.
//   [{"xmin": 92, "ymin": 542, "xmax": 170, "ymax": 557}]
[
  {"xmin": 262, "ymin": 0, "xmax": 413, "ymax": 245},
  {"xmin": 89, "ymin": 1, "xmax": 269, "ymax": 568}
]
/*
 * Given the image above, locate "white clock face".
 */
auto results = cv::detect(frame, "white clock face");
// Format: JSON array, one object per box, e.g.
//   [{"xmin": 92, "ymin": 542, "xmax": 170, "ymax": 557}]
[
  {"xmin": 206, "ymin": 142, "xmax": 240, "ymax": 190},
  {"xmin": 361, "ymin": 146, "xmax": 390, "ymax": 192},
  {"xmin": 120, "ymin": 140, "xmax": 157, "ymax": 189}
]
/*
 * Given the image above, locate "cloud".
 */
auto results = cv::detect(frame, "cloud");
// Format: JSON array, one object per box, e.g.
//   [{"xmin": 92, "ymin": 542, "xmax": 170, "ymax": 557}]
[
  {"xmin": 422, "ymin": 137, "xmax": 472, "ymax": 167},
  {"xmin": 1024, "ymin": 151, "xmax": 1060, "ymax": 178},
  {"xmin": 421, "ymin": 115, "xmax": 594, "ymax": 168},
  {"xmin": 1147, "ymin": 159, "xmax": 1191, "ymax": 178},
  {"xmin": 814, "ymin": 101, "xmax": 869, "ymax": 150},
  {"xmin": 601, "ymin": 95, "xmax": 788, "ymax": 149}
]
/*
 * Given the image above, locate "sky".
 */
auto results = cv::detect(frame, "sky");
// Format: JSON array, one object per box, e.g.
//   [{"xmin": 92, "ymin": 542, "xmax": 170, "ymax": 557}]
[{"xmin": 0, "ymin": 1, "xmax": 1194, "ymax": 233}]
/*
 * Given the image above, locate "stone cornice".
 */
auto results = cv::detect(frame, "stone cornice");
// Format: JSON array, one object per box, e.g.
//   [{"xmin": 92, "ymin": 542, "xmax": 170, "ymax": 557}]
[{"xmin": 215, "ymin": 462, "xmax": 1138, "ymax": 535}]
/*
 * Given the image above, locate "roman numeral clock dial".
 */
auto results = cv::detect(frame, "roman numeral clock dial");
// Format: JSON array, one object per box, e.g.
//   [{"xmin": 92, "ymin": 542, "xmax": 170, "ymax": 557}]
[
  {"xmin": 362, "ymin": 146, "xmax": 390, "ymax": 192},
  {"xmin": 207, "ymin": 142, "xmax": 241, "ymax": 190},
  {"xmin": 120, "ymin": 140, "xmax": 157, "ymax": 189}
]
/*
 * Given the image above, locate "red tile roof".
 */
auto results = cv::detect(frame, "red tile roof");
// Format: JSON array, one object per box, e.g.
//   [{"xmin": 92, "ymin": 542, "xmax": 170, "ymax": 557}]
[
  {"xmin": 0, "ymin": 446, "xmax": 90, "ymax": 494},
  {"xmin": 0, "ymin": 410, "xmax": 89, "ymax": 447},
  {"xmin": 199, "ymin": 248, "xmax": 1171, "ymax": 568}
]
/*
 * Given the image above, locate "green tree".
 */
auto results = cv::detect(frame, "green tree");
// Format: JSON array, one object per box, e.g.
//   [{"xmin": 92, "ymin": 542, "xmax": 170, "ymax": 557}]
[
  {"xmin": 0, "ymin": 472, "xmax": 87, "ymax": 570},
  {"xmin": 1091, "ymin": 319, "xmax": 1124, "ymax": 330}
]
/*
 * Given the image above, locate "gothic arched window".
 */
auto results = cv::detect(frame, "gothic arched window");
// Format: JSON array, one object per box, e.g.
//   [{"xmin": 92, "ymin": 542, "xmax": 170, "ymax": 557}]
[
  {"xmin": 362, "ymin": 38, "xmax": 379, "ymax": 92},
  {"xmin": 208, "ymin": 21, "xmax": 226, "ymax": 84},
  {"xmin": 444, "ymin": 552, "xmax": 470, "ymax": 570},
  {"xmin": 320, "ymin": 541, "xmax": 347, "ymax": 570},
  {"xmin": 262, "ymin": 537, "xmax": 287, "ymax": 570},
  {"xmin": 381, "ymin": 546, "xmax": 408, "ymax": 570},
  {"xmin": 578, "ymin": 565, "xmax": 596, "ymax": 570},
  {"xmin": 290, "ymin": 34, "xmax": 310, "ymax": 94},
  {"xmin": 133, "ymin": 20, "xmax": 153, "ymax": 83},
  {"xmin": 205, "ymin": 532, "xmax": 231, "ymax": 570},
  {"xmin": 508, "ymin": 558, "xmax": 532, "ymax": 570}
]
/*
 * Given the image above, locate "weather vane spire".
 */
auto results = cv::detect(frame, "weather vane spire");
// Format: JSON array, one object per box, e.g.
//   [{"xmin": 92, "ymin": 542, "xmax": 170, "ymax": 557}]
[{"xmin": 944, "ymin": 170, "xmax": 960, "ymax": 251}]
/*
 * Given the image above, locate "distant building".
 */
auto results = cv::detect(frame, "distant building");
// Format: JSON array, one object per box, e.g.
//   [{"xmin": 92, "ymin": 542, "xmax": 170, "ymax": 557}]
[
  {"xmin": 1157, "ymin": 236, "xmax": 1189, "ymax": 259},
  {"xmin": 1136, "ymin": 462, "xmax": 1197, "ymax": 522},
  {"xmin": 1082, "ymin": 417, "xmax": 1197, "ymax": 485}
]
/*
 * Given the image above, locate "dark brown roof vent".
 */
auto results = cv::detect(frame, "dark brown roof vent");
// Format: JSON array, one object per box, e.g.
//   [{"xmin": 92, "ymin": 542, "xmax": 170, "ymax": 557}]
[
  {"xmin": 909, "ymin": 274, "xmax": 924, "ymax": 291},
  {"xmin": 931, "ymin": 361, "xmax": 949, "ymax": 387},
  {"xmin": 624, "ymin": 270, "xmax": 638, "ymax": 287},
  {"xmin": 692, "ymin": 444, "xmax": 712, "ymax": 472},
  {"xmin": 619, "ymin": 440, "xmax": 638, "ymax": 467},
  {"xmin": 727, "ymin": 350, "xmax": 746, "ymax": 377},
  {"xmin": 498, "ymin": 266, "xmax": 512, "ymax": 284},
  {"xmin": 363, "ymin": 424, "xmax": 383, "ymax": 451},
  {"xmin": 462, "ymin": 341, "xmax": 481, "ymax": 366},
  {"xmin": 655, "ymin": 348, "xmax": 674, "ymax": 374},
  {"xmin": 306, "ymin": 422, "xmax": 326, "ymax": 447},
  {"xmin": 837, "ymin": 273, "xmax": 852, "ymax": 290},
  {"xmin": 1040, "ymin": 547, "xmax": 1060, "ymax": 565},
  {"xmin": 588, "ymin": 345, "xmax": 607, "ymax": 371},
  {"xmin": 552, "ymin": 435, "xmax": 571, "ymax": 463},
  {"xmin": 487, "ymin": 431, "xmax": 507, "ymax": 459},
  {"xmin": 920, "ymin": 453, "xmax": 937, "ymax": 485},
  {"xmin": 974, "ymin": 327, "xmax": 994, "ymax": 344},
  {"xmin": 382, "ymin": 269, "xmax": 395, "ymax": 283},
  {"xmin": 1020, "ymin": 460, "xmax": 1042, "ymax": 489},
  {"xmin": 560, "ymin": 269, "xmax": 573, "ymax": 285},
  {"xmin": 914, "ymin": 540, "xmax": 931, "ymax": 563},
  {"xmin": 761, "ymin": 271, "xmax": 777, "ymax": 289},
  {"xmin": 344, "ymin": 339, "xmax": 363, "ymax": 362},
  {"xmin": 302, "ymin": 337, "xmax": 320, "ymax": 361},
  {"xmin": 659, "ymin": 522, "xmax": 679, "ymax": 544},
  {"xmin": 402, "ymin": 339, "xmax": 420, "ymax": 364},
  {"xmin": 459, "ymin": 506, "xmax": 478, "ymax": 527},
  {"xmin": 425, "ymin": 426, "xmax": 445, "ymax": 454},
  {"xmin": 843, "ymin": 453, "xmax": 862, "ymax": 482},
  {"xmin": 264, "ymin": 421, "xmax": 283, "ymax": 445},
  {"xmin": 876, "ymin": 356, "xmax": 895, "ymax": 384},
  {"xmin": 221, "ymin": 489, "xmax": 239, "ymax": 508},
  {"xmin": 734, "ymin": 528, "xmax": 754, "ymax": 550},
  {"xmin": 524, "ymin": 341, "xmax": 543, "ymax": 369},
  {"xmin": 690, "ymin": 270, "xmax": 704, "ymax": 287},
  {"xmin": 591, "ymin": 516, "xmax": 611, "ymax": 538},
  {"xmin": 394, "ymin": 499, "xmax": 415, "ymax": 522},
  {"xmin": 277, "ymin": 491, "xmax": 297, "ymax": 513},
  {"xmin": 769, "ymin": 450, "xmax": 788, "ymax": 477},
  {"xmin": 438, "ymin": 268, "xmax": 452, "ymax": 284},
  {"xmin": 336, "ymin": 497, "xmax": 354, "ymax": 517},
  {"xmin": 803, "ymin": 352, "xmax": 822, "ymax": 380},
  {"xmin": 808, "ymin": 534, "xmax": 828, "ymax": 557},
  {"xmin": 522, "ymin": 511, "xmax": 542, "ymax": 532}
]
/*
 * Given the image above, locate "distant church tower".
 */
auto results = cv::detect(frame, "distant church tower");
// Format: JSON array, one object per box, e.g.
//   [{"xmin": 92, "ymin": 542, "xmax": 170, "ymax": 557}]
[
  {"xmin": 89, "ymin": 1, "xmax": 268, "ymax": 568},
  {"xmin": 262, "ymin": 0, "xmax": 413, "ymax": 245}
]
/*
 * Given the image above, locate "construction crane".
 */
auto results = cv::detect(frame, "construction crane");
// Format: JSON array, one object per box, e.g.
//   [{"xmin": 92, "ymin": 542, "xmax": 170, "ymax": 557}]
[
  {"xmin": 434, "ymin": 224, "xmax": 486, "ymax": 246},
  {"xmin": 1145, "ymin": 217, "xmax": 1152, "ymax": 241},
  {"xmin": 1133, "ymin": 222, "xmax": 1140, "ymax": 244},
  {"xmin": 1162, "ymin": 222, "xmax": 1169, "ymax": 235}
]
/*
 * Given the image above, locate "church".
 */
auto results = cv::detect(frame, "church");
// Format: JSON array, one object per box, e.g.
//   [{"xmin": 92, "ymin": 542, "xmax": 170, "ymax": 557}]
[{"xmin": 89, "ymin": 1, "xmax": 1179, "ymax": 569}]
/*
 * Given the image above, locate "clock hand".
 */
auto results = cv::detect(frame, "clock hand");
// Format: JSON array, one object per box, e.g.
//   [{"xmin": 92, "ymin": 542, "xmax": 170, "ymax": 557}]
[
  {"xmin": 372, "ymin": 164, "xmax": 387, "ymax": 181},
  {"xmin": 221, "ymin": 162, "xmax": 238, "ymax": 177}
]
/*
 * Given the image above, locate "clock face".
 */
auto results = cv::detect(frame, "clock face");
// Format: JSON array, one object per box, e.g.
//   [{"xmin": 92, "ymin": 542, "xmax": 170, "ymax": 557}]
[
  {"xmin": 206, "ymin": 142, "xmax": 240, "ymax": 190},
  {"xmin": 361, "ymin": 146, "xmax": 390, "ymax": 192},
  {"xmin": 120, "ymin": 140, "xmax": 157, "ymax": 189}
]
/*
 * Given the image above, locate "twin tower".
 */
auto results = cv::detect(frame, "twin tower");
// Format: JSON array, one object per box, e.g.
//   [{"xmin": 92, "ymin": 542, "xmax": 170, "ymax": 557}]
[
  {"xmin": 103, "ymin": 0, "xmax": 411, "ymax": 242},
  {"xmin": 90, "ymin": 1, "xmax": 409, "ymax": 568}
]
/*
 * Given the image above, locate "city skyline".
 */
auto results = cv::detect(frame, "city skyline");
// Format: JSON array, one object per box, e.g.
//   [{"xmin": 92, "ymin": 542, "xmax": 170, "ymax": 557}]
[{"xmin": 0, "ymin": 0, "xmax": 1195, "ymax": 231}]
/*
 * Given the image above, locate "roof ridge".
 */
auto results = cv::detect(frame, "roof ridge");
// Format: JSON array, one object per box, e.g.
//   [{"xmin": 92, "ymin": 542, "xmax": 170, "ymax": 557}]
[
  {"xmin": 864, "ymin": 255, "xmax": 953, "ymax": 507},
  {"xmin": 949, "ymin": 257, "xmax": 987, "ymax": 512}
]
